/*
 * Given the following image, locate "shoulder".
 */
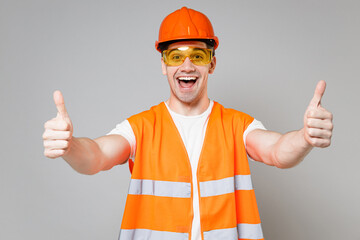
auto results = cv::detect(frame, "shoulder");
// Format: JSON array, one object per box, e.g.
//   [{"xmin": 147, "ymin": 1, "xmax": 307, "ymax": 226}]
[
  {"xmin": 127, "ymin": 103, "xmax": 167, "ymax": 134},
  {"xmin": 128, "ymin": 102, "xmax": 164, "ymax": 123},
  {"xmin": 213, "ymin": 102, "xmax": 254, "ymax": 128}
]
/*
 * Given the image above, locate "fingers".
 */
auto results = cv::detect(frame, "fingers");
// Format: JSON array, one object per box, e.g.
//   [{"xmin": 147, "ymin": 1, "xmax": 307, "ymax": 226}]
[
  {"xmin": 53, "ymin": 90, "xmax": 69, "ymax": 118},
  {"xmin": 43, "ymin": 129, "xmax": 72, "ymax": 158},
  {"xmin": 306, "ymin": 118, "xmax": 333, "ymax": 130},
  {"xmin": 306, "ymin": 137, "xmax": 331, "ymax": 148},
  {"xmin": 42, "ymin": 129, "xmax": 72, "ymax": 140},
  {"xmin": 307, "ymin": 128, "xmax": 332, "ymax": 139},
  {"xmin": 309, "ymin": 80, "xmax": 326, "ymax": 108},
  {"xmin": 44, "ymin": 149, "xmax": 66, "ymax": 159},
  {"xmin": 44, "ymin": 118, "xmax": 72, "ymax": 131},
  {"xmin": 43, "ymin": 123, "xmax": 72, "ymax": 158},
  {"xmin": 43, "ymin": 140, "xmax": 70, "ymax": 149},
  {"xmin": 306, "ymin": 108, "xmax": 333, "ymax": 120},
  {"xmin": 304, "ymin": 117, "xmax": 333, "ymax": 147}
]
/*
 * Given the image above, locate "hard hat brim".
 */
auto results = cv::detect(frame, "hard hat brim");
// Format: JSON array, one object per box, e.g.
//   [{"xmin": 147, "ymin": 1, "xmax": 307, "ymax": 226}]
[{"xmin": 155, "ymin": 36, "xmax": 219, "ymax": 52}]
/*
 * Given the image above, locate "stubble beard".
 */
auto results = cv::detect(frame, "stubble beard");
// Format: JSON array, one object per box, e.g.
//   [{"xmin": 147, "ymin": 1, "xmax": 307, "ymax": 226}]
[{"xmin": 172, "ymin": 83, "xmax": 206, "ymax": 105}]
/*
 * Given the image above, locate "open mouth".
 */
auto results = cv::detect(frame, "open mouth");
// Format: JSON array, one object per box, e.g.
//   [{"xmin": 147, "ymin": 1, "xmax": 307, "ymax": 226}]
[{"xmin": 177, "ymin": 76, "xmax": 198, "ymax": 88}]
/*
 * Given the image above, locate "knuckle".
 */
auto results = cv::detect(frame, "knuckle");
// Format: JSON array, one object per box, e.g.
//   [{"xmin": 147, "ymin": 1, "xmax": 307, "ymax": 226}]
[
  {"xmin": 65, "ymin": 131, "xmax": 72, "ymax": 140},
  {"xmin": 58, "ymin": 149, "xmax": 66, "ymax": 156},
  {"xmin": 320, "ymin": 141, "xmax": 330, "ymax": 148},
  {"xmin": 307, "ymin": 119, "xmax": 312, "ymax": 127},
  {"xmin": 61, "ymin": 121, "xmax": 71, "ymax": 131},
  {"xmin": 308, "ymin": 128, "xmax": 315, "ymax": 136},
  {"xmin": 307, "ymin": 129, "xmax": 312, "ymax": 136},
  {"xmin": 63, "ymin": 140, "xmax": 69, "ymax": 148},
  {"xmin": 328, "ymin": 131, "xmax": 332, "ymax": 138},
  {"xmin": 44, "ymin": 120, "xmax": 51, "ymax": 129},
  {"xmin": 306, "ymin": 137, "xmax": 314, "ymax": 146},
  {"xmin": 44, "ymin": 149, "xmax": 54, "ymax": 158},
  {"xmin": 59, "ymin": 121, "xmax": 67, "ymax": 130},
  {"xmin": 42, "ymin": 131, "xmax": 48, "ymax": 140},
  {"xmin": 44, "ymin": 119, "xmax": 56, "ymax": 129},
  {"xmin": 66, "ymin": 131, "xmax": 72, "ymax": 141},
  {"xmin": 311, "ymin": 138, "xmax": 320, "ymax": 146}
]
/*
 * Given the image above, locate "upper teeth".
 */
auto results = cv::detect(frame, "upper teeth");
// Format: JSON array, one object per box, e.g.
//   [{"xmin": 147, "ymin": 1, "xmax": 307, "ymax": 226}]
[{"xmin": 178, "ymin": 77, "xmax": 197, "ymax": 81}]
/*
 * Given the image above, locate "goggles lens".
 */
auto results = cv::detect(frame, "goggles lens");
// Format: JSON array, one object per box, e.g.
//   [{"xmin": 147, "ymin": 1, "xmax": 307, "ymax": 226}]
[{"xmin": 162, "ymin": 46, "xmax": 213, "ymax": 66}]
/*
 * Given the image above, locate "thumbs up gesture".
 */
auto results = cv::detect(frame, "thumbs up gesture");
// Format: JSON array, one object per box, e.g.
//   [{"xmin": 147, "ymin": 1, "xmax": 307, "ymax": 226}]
[
  {"xmin": 43, "ymin": 91, "xmax": 73, "ymax": 158},
  {"xmin": 303, "ymin": 80, "xmax": 333, "ymax": 148}
]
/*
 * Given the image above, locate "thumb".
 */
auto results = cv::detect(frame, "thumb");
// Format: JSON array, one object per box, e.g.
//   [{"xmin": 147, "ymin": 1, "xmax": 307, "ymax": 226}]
[
  {"xmin": 309, "ymin": 80, "xmax": 326, "ymax": 108},
  {"xmin": 53, "ymin": 90, "xmax": 69, "ymax": 118}
]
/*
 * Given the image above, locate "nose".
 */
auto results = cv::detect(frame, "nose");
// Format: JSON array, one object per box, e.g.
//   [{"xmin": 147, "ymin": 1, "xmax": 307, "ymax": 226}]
[{"xmin": 180, "ymin": 57, "xmax": 196, "ymax": 72}]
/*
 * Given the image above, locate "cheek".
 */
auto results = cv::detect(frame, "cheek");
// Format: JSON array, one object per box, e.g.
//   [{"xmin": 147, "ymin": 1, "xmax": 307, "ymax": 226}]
[
  {"xmin": 166, "ymin": 67, "xmax": 178, "ymax": 78},
  {"xmin": 200, "ymin": 67, "xmax": 210, "ymax": 76},
  {"xmin": 161, "ymin": 63, "xmax": 167, "ymax": 75}
]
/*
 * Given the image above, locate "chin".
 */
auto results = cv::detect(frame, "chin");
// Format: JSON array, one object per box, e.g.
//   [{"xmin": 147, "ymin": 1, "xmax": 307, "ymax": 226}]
[{"xmin": 177, "ymin": 94, "xmax": 200, "ymax": 104}]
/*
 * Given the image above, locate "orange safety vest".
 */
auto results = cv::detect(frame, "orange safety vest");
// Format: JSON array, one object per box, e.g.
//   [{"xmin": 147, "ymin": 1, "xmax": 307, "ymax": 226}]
[{"xmin": 119, "ymin": 102, "xmax": 264, "ymax": 240}]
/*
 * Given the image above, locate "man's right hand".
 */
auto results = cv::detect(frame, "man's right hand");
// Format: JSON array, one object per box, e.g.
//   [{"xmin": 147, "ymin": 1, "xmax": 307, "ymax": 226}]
[{"xmin": 43, "ymin": 90, "xmax": 73, "ymax": 159}]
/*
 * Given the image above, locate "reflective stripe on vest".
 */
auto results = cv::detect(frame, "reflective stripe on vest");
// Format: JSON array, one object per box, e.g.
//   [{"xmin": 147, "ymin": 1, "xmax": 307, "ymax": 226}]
[
  {"xmin": 202, "ymin": 224, "xmax": 263, "ymax": 240},
  {"xmin": 200, "ymin": 175, "xmax": 253, "ymax": 197},
  {"xmin": 237, "ymin": 223, "xmax": 264, "ymax": 239},
  {"xmin": 120, "ymin": 223, "xmax": 263, "ymax": 240},
  {"xmin": 119, "ymin": 229, "xmax": 189, "ymax": 240},
  {"xmin": 128, "ymin": 179, "xmax": 191, "ymax": 198}
]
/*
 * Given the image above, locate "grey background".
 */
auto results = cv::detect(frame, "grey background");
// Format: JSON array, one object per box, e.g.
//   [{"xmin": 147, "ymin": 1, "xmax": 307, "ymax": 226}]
[{"xmin": 1, "ymin": 0, "xmax": 359, "ymax": 239}]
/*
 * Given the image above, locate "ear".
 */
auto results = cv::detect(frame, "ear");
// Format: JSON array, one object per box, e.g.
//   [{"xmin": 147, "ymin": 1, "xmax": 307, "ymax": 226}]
[
  {"xmin": 161, "ymin": 58, "xmax": 167, "ymax": 75},
  {"xmin": 208, "ymin": 56, "xmax": 216, "ymax": 74}
]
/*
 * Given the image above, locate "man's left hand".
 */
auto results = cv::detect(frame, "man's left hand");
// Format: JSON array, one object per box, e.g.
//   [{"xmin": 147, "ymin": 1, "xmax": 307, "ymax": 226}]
[{"xmin": 303, "ymin": 80, "xmax": 333, "ymax": 148}]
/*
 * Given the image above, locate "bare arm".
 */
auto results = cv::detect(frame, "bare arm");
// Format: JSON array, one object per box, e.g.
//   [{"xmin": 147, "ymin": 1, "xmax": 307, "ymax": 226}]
[
  {"xmin": 43, "ymin": 91, "xmax": 130, "ymax": 175},
  {"xmin": 246, "ymin": 129, "xmax": 312, "ymax": 168},
  {"xmin": 61, "ymin": 135, "xmax": 130, "ymax": 175},
  {"xmin": 246, "ymin": 80, "xmax": 333, "ymax": 169}
]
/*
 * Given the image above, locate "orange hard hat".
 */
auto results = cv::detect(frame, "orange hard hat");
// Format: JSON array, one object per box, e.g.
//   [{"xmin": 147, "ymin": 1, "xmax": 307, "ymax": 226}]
[{"xmin": 155, "ymin": 7, "xmax": 219, "ymax": 52}]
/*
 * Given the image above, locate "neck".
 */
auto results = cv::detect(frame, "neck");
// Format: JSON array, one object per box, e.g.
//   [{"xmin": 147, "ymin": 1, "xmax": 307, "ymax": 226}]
[{"xmin": 166, "ymin": 97, "xmax": 210, "ymax": 116}]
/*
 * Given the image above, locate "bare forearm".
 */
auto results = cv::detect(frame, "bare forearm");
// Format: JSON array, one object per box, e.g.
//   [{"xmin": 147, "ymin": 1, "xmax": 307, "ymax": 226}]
[
  {"xmin": 272, "ymin": 128, "xmax": 313, "ymax": 169},
  {"xmin": 246, "ymin": 129, "xmax": 313, "ymax": 168},
  {"xmin": 62, "ymin": 137, "xmax": 105, "ymax": 175}
]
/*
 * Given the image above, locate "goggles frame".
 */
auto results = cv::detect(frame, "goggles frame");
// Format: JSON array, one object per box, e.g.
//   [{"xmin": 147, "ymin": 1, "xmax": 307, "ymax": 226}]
[{"xmin": 162, "ymin": 46, "xmax": 214, "ymax": 66}]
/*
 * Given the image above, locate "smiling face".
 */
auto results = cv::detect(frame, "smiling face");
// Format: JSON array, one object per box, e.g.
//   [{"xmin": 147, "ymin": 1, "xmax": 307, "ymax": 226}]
[{"xmin": 161, "ymin": 41, "xmax": 216, "ymax": 107}]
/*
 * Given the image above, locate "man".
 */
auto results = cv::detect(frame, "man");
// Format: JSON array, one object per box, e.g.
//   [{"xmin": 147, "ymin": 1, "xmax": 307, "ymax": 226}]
[{"xmin": 43, "ymin": 7, "xmax": 333, "ymax": 240}]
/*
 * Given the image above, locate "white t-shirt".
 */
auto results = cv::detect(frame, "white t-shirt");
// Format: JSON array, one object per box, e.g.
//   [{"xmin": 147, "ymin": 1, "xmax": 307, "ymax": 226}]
[{"xmin": 108, "ymin": 101, "xmax": 266, "ymax": 240}]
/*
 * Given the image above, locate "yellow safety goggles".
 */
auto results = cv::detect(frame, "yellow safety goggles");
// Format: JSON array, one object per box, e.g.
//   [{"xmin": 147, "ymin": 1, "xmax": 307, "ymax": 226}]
[{"xmin": 162, "ymin": 46, "xmax": 213, "ymax": 66}]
